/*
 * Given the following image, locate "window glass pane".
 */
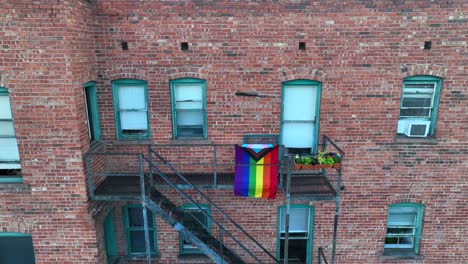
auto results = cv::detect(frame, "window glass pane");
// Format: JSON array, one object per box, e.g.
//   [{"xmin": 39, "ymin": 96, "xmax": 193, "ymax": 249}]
[
  {"xmin": 0, "ymin": 96, "xmax": 13, "ymax": 119},
  {"xmin": 404, "ymin": 83, "xmax": 435, "ymax": 90},
  {"xmin": 129, "ymin": 230, "xmax": 155, "ymax": 253},
  {"xmin": 388, "ymin": 213, "xmax": 416, "ymax": 226},
  {"xmin": 387, "ymin": 227, "xmax": 414, "ymax": 235},
  {"xmin": 400, "ymin": 108, "xmax": 430, "ymax": 117},
  {"xmin": 177, "ymin": 111, "xmax": 203, "ymax": 126},
  {"xmin": 282, "ymin": 123, "xmax": 313, "ymax": 148},
  {"xmin": 283, "ymin": 85, "xmax": 316, "ymax": 121},
  {"xmin": 0, "ymin": 138, "xmax": 20, "ymax": 161},
  {"xmin": 401, "ymin": 97, "xmax": 432, "ymax": 108},
  {"xmin": 128, "ymin": 208, "xmax": 153, "ymax": 228},
  {"xmin": 118, "ymin": 86, "xmax": 146, "ymax": 110},
  {"xmin": 279, "ymin": 238, "xmax": 308, "ymax": 262},
  {"xmin": 174, "ymin": 84, "xmax": 203, "ymax": 102},
  {"xmin": 0, "ymin": 235, "xmax": 36, "ymax": 264},
  {"xmin": 177, "ymin": 126, "xmax": 203, "ymax": 138},
  {"xmin": 120, "ymin": 112, "xmax": 148, "ymax": 130},
  {"xmin": 0, "ymin": 121, "xmax": 15, "ymax": 136},
  {"xmin": 183, "ymin": 210, "xmax": 208, "ymax": 227},
  {"xmin": 280, "ymin": 207, "xmax": 309, "ymax": 233},
  {"xmin": 176, "ymin": 101, "xmax": 203, "ymax": 110},
  {"xmin": 385, "ymin": 236, "xmax": 414, "ymax": 248}
]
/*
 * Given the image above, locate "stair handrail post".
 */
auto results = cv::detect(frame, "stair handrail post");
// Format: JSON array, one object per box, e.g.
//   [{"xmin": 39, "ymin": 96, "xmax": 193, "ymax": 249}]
[
  {"xmin": 139, "ymin": 153, "xmax": 152, "ymax": 264},
  {"xmin": 331, "ymin": 165, "xmax": 342, "ymax": 264},
  {"xmin": 283, "ymin": 155, "xmax": 292, "ymax": 264}
]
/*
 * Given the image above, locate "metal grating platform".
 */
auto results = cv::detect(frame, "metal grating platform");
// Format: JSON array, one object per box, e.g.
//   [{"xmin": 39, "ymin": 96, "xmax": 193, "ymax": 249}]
[{"xmin": 288, "ymin": 175, "xmax": 337, "ymax": 200}]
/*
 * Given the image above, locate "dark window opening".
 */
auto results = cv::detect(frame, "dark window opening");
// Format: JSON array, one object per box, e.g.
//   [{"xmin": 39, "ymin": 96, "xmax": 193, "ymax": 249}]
[
  {"xmin": 121, "ymin": 42, "xmax": 128, "ymax": 50},
  {"xmin": 84, "ymin": 89, "xmax": 95, "ymax": 141},
  {"xmin": 299, "ymin": 42, "xmax": 306, "ymax": 50},
  {"xmin": 287, "ymin": 148, "xmax": 312, "ymax": 156},
  {"xmin": 0, "ymin": 234, "xmax": 36, "ymax": 264},
  {"xmin": 181, "ymin": 42, "xmax": 189, "ymax": 50},
  {"xmin": 279, "ymin": 239, "xmax": 307, "ymax": 264},
  {"xmin": 424, "ymin": 41, "xmax": 431, "ymax": 50}
]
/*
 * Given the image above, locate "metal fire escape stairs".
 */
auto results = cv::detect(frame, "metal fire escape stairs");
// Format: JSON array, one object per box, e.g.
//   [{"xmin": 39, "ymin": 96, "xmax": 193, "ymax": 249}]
[{"xmin": 86, "ymin": 135, "xmax": 344, "ymax": 264}]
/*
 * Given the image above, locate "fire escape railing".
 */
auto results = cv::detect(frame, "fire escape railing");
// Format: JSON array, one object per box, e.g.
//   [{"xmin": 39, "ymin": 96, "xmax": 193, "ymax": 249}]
[{"xmin": 85, "ymin": 135, "xmax": 344, "ymax": 264}]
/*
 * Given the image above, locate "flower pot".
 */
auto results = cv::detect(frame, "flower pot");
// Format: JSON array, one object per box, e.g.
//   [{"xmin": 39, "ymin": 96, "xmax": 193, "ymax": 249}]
[{"xmin": 294, "ymin": 162, "xmax": 341, "ymax": 170}]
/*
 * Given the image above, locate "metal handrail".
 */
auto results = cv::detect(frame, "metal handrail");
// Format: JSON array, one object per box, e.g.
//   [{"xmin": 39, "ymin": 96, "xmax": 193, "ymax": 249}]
[
  {"xmin": 148, "ymin": 147, "xmax": 280, "ymax": 264},
  {"xmin": 318, "ymin": 247, "xmax": 329, "ymax": 264}
]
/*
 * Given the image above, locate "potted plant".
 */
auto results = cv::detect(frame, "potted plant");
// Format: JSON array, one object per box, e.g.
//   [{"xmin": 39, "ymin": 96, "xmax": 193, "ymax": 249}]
[{"xmin": 294, "ymin": 151, "xmax": 341, "ymax": 170}]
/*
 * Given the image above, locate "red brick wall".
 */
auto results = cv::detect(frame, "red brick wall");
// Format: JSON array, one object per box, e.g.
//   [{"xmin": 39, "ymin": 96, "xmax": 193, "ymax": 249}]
[
  {"xmin": 0, "ymin": 0, "xmax": 99, "ymax": 263},
  {"xmin": 90, "ymin": 1, "xmax": 467, "ymax": 263},
  {"xmin": 1, "ymin": 0, "xmax": 466, "ymax": 263}
]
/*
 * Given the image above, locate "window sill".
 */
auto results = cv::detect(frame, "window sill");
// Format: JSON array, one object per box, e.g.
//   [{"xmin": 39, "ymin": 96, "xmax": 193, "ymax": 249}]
[
  {"xmin": 126, "ymin": 254, "xmax": 159, "ymax": 261},
  {"xmin": 171, "ymin": 139, "xmax": 212, "ymax": 145},
  {"xmin": 0, "ymin": 182, "xmax": 30, "ymax": 192},
  {"xmin": 104, "ymin": 139, "xmax": 152, "ymax": 145},
  {"xmin": 394, "ymin": 135, "xmax": 438, "ymax": 144},
  {"xmin": 380, "ymin": 250, "xmax": 424, "ymax": 261}
]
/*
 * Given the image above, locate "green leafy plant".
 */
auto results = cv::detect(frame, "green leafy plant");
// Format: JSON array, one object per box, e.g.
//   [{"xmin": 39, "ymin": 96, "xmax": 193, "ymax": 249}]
[{"xmin": 295, "ymin": 151, "xmax": 341, "ymax": 165}]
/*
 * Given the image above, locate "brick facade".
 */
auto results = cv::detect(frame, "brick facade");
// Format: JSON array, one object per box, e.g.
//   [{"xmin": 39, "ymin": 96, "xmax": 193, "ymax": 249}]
[{"xmin": 0, "ymin": 0, "xmax": 466, "ymax": 263}]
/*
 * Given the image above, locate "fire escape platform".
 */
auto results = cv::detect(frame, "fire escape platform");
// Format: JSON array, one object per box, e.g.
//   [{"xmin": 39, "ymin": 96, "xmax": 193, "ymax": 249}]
[
  {"xmin": 288, "ymin": 173, "xmax": 337, "ymax": 201},
  {"xmin": 92, "ymin": 171, "xmax": 338, "ymax": 201}
]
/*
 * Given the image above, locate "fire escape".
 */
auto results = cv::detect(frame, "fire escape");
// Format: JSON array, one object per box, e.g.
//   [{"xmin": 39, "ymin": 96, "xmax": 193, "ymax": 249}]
[{"xmin": 86, "ymin": 135, "xmax": 344, "ymax": 264}]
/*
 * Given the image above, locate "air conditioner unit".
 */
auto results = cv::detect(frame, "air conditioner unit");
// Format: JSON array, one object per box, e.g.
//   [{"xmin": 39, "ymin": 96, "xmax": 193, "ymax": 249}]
[{"xmin": 404, "ymin": 120, "xmax": 431, "ymax": 137}]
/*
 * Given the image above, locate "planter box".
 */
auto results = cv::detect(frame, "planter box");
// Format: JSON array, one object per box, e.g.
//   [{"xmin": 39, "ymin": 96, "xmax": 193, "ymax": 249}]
[{"xmin": 293, "ymin": 162, "xmax": 341, "ymax": 170}]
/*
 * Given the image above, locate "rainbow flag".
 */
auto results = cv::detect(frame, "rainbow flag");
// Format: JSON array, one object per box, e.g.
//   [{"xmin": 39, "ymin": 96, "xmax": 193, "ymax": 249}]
[{"xmin": 234, "ymin": 144, "xmax": 279, "ymax": 199}]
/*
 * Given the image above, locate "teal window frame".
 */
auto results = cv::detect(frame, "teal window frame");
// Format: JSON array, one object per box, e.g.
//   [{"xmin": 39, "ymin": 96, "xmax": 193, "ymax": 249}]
[
  {"xmin": 399, "ymin": 75, "xmax": 443, "ymax": 136},
  {"xmin": 277, "ymin": 204, "xmax": 314, "ymax": 264},
  {"xmin": 84, "ymin": 81, "xmax": 101, "ymax": 142},
  {"xmin": 112, "ymin": 79, "xmax": 150, "ymax": 140},
  {"xmin": 280, "ymin": 80, "xmax": 322, "ymax": 154},
  {"xmin": 179, "ymin": 204, "xmax": 211, "ymax": 255},
  {"xmin": 0, "ymin": 87, "xmax": 22, "ymax": 183},
  {"xmin": 104, "ymin": 211, "xmax": 118, "ymax": 264},
  {"xmin": 384, "ymin": 203, "xmax": 424, "ymax": 254},
  {"xmin": 122, "ymin": 205, "xmax": 158, "ymax": 257},
  {"xmin": 170, "ymin": 78, "xmax": 207, "ymax": 139}
]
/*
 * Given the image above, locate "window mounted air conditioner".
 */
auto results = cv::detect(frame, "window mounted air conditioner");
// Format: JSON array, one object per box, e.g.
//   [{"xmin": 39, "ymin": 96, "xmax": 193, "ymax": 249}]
[{"xmin": 404, "ymin": 120, "xmax": 431, "ymax": 137}]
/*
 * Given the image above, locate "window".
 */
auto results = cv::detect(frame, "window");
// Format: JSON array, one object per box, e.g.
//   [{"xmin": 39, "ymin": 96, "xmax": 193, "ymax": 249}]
[
  {"xmin": 103, "ymin": 211, "xmax": 117, "ymax": 264},
  {"xmin": 84, "ymin": 81, "xmax": 101, "ymax": 142},
  {"xmin": 397, "ymin": 76, "xmax": 442, "ymax": 137},
  {"xmin": 0, "ymin": 87, "xmax": 21, "ymax": 181},
  {"xmin": 277, "ymin": 205, "xmax": 314, "ymax": 264},
  {"xmin": 179, "ymin": 204, "xmax": 211, "ymax": 255},
  {"xmin": 123, "ymin": 205, "xmax": 157, "ymax": 256},
  {"xmin": 281, "ymin": 80, "xmax": 321, "ymax": 155},
  {"xmin": 384, "ymin": 203, "xmax": 424, "ymax": 255},
  {"xmin": 112, "ymin": 79, "xmax": 150, "ymax": 139},
  {"xmin": 0, "ymin": 232, "xmax": 36, "ymax": 264},
  {"xmin": 170, "ymin": 78, "xmax": 207, "ymax": 139}
]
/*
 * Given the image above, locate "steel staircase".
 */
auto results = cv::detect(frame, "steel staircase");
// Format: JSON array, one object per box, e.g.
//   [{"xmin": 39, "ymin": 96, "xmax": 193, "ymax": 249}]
[{"xmin": 139, "ymin": 148, "xmax": 279, "ymax": 264}]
